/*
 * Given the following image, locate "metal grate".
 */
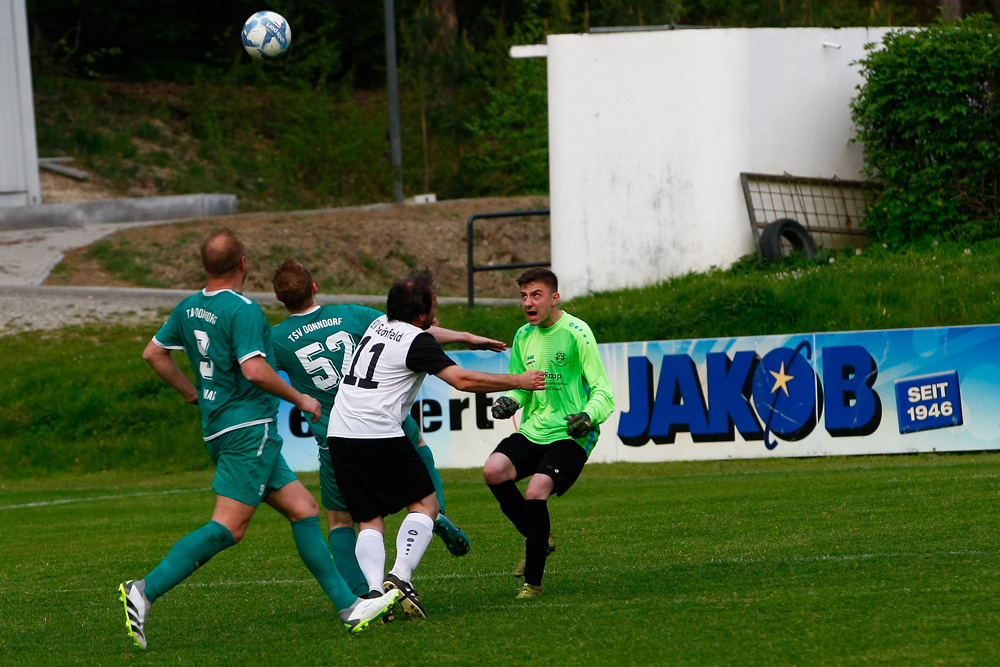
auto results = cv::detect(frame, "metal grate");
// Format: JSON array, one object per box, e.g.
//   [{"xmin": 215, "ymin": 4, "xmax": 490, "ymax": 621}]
[
  {"xmin": 740, "ymin": 172, "xmax": 873, "ymax": 257},
  {"xmin": 466, "ymin": 209, "xmax": 551, "ymax": 308}
]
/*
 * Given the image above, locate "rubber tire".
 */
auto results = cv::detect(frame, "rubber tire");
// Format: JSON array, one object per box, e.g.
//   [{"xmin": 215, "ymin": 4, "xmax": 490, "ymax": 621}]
[{"xmin": 759, "ymin": 218, "xmax": 817, "ymax": 262}]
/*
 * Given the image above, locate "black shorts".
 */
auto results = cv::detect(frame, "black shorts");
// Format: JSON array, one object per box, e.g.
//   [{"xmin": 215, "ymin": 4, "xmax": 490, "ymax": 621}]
[
  {"xmin": 493, "ymin": 432, "xmax": 588, "ymax": 496},
  {"xmin": 328, "ymin": 434, "xmax": 435, "ymax": 523}
]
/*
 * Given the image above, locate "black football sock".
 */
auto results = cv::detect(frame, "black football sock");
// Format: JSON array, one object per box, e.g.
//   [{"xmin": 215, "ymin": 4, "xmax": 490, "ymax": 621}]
[
  {"xmin": 523, "ymin": 499, "xmax": 551, "ymax": 586},
  {"xmin": 488, "ymin": 481, "xmax": 530, "ymax": 537}
]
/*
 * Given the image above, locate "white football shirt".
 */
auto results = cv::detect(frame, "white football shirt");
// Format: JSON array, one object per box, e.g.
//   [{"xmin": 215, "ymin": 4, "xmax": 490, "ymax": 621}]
[{"xmin": 327, "ymin": 315, "xmax": 455, "ymax": 438}]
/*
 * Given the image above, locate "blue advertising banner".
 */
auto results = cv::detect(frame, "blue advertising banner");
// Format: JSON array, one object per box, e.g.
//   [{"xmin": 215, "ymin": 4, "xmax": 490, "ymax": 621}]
[{"xmin": 277, "ymin": 325, "xmax": 1000, "ymax": 471}]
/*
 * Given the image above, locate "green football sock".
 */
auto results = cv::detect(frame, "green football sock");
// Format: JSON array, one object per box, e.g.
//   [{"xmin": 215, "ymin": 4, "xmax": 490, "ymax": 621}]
[
  {"xmin": 144, "ymin": 520, "xmax": 235, "ymax": 603},
  {"xmin": 291, "ymin": 516, "xmax": 356, "ymax": 610},
  {"xmin": 328, "ymin": 526, "xmax": 369, "ymax": 596},
  {"xmin": 416, "ymin": 444, "xmax": 445, "ymax": 513}
]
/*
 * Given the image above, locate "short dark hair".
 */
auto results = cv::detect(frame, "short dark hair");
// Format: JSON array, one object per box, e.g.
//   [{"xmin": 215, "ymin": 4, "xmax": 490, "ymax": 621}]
[
  {"xmin": 272, "ymin": 259, "xmax": 313, "ymax": 310},
  {"xmin": 516, "ymin": 267, "xmax": 558, "ymax": 292},
  {"xmin": 387, "ymin": 268, "xmax": 436, "ymax": 322},
  {"xmin": 201, "ymin": 230, "xmax": 245, "ymax": 277}
]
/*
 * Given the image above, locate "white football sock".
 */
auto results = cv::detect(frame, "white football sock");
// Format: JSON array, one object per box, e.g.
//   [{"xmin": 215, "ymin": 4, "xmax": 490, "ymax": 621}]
[
  {"xmin": 389, "ymin": 512, "xmax": 435, "ymax": 582},
  {"xmin": 355, "ymin": 528, "xmax": 386, "ymax": 593}
]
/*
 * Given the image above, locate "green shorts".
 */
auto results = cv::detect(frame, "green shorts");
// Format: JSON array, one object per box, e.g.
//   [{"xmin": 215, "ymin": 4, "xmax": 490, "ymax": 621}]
[
  {"xmin": 318, "ymin": 413, "xmax": 421, "ymax": 512},
  {"xmin": 207, "ymin": 421, "xmax": 297, "ymax": 507},
  {"xmin": 318, "ymin": 444, "xmax": 348, "ymax": 512}
]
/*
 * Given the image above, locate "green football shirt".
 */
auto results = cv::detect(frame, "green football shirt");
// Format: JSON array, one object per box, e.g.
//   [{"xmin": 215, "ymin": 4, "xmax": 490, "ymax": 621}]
[
  {"xmin": 153, "ymin": 288, "xmax": 279, "ymax": 441},
  {"xmin": 271, "ymin": 304, "xmax": 384, "ymax": 443},
  {"xmin": 504, "ymin": 312, "xmax": 615, "ymax": 455}
]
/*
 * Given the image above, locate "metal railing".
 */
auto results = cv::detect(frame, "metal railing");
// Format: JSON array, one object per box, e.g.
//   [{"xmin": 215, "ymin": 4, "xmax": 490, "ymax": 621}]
[
  {"xmin": 740, "ymin": 172, "xmax": 872, "ymax": 257},
  {"xmin": 466, "ymin": 209, "xmax": 550, "ymax": 308}
]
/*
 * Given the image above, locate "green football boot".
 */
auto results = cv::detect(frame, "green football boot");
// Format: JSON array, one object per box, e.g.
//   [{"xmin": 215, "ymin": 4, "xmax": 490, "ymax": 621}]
[{"xmin": 433, "ymin": 512, "xmax": 471, "ymax": 556}]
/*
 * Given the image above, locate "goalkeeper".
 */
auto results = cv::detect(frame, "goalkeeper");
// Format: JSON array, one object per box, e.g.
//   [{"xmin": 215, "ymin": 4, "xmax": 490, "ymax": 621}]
[{"xmin": 483, "ymin": 268, "xmax": 615, "ymax": 599}]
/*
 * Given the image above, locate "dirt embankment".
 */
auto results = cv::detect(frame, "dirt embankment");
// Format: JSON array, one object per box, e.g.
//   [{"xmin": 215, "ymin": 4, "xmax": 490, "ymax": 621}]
[{"xmin": 40, "ymin": 171, "xmax": 550, "ymax": 299}]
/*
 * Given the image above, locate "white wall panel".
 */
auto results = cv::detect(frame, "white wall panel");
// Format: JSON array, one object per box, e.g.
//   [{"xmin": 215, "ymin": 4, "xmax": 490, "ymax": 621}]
[
  {"xmin": 547, "ymin": 27, "xmax": 892, "ymax": 299},
  {"xmin": 0, "ymin": 0, "xmax": 41, "ymax": 208}
]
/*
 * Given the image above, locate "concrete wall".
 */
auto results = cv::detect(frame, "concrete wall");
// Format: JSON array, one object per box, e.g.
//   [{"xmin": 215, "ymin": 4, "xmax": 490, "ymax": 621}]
[
  {"xmin": 547, "ymin": 27, "xmax": 893, "ymax": 299},
  {"xmin": 0, "ymin": 193, "xmax": 239, "ymax": 232},
  {"xmin": 0, "ymin": 0, "xmax": 41, "ymax": 207}
]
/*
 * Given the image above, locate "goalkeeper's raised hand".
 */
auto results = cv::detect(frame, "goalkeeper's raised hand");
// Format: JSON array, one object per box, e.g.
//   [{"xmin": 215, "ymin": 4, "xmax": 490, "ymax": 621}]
[
  {"xmin": 491, "ymin": 396, "xmax": 519, "ymax": 420},
  {"xmin": 565, "ymin": 412, "xmax": 592, "ymax": 438}
]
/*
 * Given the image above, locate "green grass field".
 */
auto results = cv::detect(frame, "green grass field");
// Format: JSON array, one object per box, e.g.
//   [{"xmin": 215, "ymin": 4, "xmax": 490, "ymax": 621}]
[{"xmin": 3, "ymin": 455, "xmax": 1000, "ymax": 665}]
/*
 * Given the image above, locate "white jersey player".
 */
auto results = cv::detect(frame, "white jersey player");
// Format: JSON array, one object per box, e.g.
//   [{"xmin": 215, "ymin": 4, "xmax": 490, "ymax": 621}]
[
  {"xmin": 327, "ymin": 268, "xmax": 545, "ymax": 620},
  {"xmin": 328, "ymin": 314, "xmax": 444, "ymax": 439}
]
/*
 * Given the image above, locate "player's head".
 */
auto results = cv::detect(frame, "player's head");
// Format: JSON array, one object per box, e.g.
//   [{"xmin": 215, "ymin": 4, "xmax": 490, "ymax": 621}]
[
  {"xmin": 272, "ymin": 259, "xmax": 317, "ymax": 312},
  {"xmin": 516, "ymin": 267, "xmax": 561, "ymax": 328},
  {"xmin": 516, "ymin": 267, "xmax": 558, "ymax": 292},
  {"xmin": 201, "ymin": 230, "xmax": 246, "ymax": 280},
  {"xmin": 387, "ymin": 267, "xmax": 437, "ymax": 329}
]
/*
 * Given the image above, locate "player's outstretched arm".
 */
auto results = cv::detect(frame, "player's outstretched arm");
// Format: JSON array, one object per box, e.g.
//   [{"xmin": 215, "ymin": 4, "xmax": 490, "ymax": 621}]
[
  {"xmin": 436, "ymin": 366, "xmax": 545, "ymax": 394},
  {"xmin": 427, "ymin": 326, "xmax": 507, "ymax": 353},
  {"xmin": 143, "ymin": 340, "xmax": 198, "ymax": 404},
  {"xmin": 241, "ymin": 355, "xmax": 322, "ymax": 422},
  {"xmin": 462, "ymin": 333, "xmax": 507, "ymax": 352}
]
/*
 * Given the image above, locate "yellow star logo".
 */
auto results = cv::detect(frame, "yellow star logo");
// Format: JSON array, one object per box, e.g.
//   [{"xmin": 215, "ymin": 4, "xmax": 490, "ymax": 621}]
[{"xmin": 769, "ymin": 361, "xmax": 795, "ymax": 396}]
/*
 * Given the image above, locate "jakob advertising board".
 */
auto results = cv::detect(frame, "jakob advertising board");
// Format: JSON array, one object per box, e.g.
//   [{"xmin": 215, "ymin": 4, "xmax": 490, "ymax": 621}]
[{"xmin": 277, "ymin": 325, "xmax": 1000, "ymax": 471}]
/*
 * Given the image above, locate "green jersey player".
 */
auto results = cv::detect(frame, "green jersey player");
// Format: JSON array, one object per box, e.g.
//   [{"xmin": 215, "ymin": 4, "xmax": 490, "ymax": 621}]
[
  {"xmin": 117, "ymin": 232, "xmax": 399, "ymax": 651},
  {"xmin": 484, "ymin": 267, "xmax": 615, "ymax": 599},
  {"xmin": 270, "ymin": 259, "xmax": 505, "ymax": 595}
]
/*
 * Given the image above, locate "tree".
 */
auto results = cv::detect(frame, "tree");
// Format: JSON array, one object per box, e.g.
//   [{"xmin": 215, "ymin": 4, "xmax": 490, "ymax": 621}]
[
  {"xmin": 464, "ymin": 4, "xmax": 550, "ymax": 195},
  {"xmin": 941, "ymin": 0, "xmax": 963, "ymax": 20},
  {"xmin": 401, "ymin": 1, "xmax": 473, "ymax": 193},
  {"xmin": 851, "ymin": 14, "xmax": 1000, "ymax": 244}
]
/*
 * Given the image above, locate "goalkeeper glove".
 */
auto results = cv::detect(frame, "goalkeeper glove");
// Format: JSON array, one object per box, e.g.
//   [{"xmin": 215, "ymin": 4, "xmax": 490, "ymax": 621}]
[
  {"xmin": 565, "ymin": 412, "xmax": 592, "ymax": 438},
  {"xmin": 491, "ymin": 396, "xmax": 519, "ymax": 420}
]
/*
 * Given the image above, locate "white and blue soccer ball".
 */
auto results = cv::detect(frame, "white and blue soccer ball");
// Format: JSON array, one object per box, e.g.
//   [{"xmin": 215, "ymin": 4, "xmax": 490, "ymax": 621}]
[{"xmin": 242, "ymin": 11, "xmax": 291, "ymax": 60}]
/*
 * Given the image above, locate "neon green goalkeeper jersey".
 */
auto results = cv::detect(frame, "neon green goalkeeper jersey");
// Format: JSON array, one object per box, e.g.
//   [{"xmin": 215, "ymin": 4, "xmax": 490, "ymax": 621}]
[{"xmin": 504, "ymin": 312, "xmax": 615, "ymax": 455}]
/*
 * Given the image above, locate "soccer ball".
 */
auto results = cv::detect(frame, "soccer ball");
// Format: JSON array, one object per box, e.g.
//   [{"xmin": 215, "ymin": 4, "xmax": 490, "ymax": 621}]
[{"xmin": 242, "ymin": 11, "xmax": 291, "ymax": 60}]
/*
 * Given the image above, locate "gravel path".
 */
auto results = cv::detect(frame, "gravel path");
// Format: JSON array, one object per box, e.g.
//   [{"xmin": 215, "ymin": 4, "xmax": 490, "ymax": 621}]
[
  {"xmin": 0, "ymin": 285, "xmax": 380, "ymax": 336},
  {"xmin": 0, "ymin": 218, "xmax": 513, "ymax": 337},
  {"xmin": 0, "ymin": 286, "xmax": 172, "ymax": 334},
  {"xmin": 0, "ymin": 285, "xmax": 508, "ymax": 336},
  {"xmin": 0, "ymin": 221, "xmax": 185, "ymax": 335}
]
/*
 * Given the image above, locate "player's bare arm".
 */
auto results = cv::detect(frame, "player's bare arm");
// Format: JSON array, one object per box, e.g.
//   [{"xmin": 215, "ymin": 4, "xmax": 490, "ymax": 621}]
[
  {"xmin": 427, "ymin": 325, "xmax": 507, "ymax": 353},
  {"xmin": 462, "ymin": 333, "xmax": 507, "ymax": 352},
  {"xmin": 142, "ymin": 340, "xmax": 198, "ymax": 404},
  {"xmin": 436, "ymin": 366, "xmax": 545, "ymax": 393},
  {"xmin": 240, "ymin": 355, "xmax": 322, "ymax": 422}
]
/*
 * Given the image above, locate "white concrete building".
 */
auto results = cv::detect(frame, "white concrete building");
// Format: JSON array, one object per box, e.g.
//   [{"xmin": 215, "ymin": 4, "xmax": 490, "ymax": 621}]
[
  {"xmin": 1, "ymin": 0, "xmax": 41, "ymax": 207},
  {"xmin": 538, "ymin": 27, "xmax": 893, "ymax": 299}
]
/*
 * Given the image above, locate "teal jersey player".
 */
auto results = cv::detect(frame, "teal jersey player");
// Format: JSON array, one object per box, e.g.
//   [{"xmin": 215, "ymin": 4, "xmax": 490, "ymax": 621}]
[
  {"xmin": 154, "ymin": 289, "xmax": 279, "ymax": 440},
  {"xmin": 504, "ymin": 313, "xmax": 615, "ymax": 455},
  {"xmin": 118, "ymin": 232, "xmax": 399, "ymax": 653},
  {"xmin": 271, "ymin": 303, "xmax": 384, "ymax": 444}
]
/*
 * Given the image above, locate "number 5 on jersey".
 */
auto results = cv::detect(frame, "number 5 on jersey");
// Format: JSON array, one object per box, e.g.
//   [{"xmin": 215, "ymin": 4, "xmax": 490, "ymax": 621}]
[{"xmin": 295, "ymin": 332, "xmax": 357, "ymax": 392}]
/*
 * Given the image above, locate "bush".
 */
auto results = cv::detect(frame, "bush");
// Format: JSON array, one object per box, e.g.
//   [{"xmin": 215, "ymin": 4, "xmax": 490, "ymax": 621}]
[{"xmin": 851, "ymin": 14, "xmax": 1000, "ymax": 245}]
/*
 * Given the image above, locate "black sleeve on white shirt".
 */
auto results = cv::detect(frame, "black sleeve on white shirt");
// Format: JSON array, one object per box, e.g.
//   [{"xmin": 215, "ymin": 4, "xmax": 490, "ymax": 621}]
[{"xmin": 406, "ymin": 332, "xmax": 458, "ymax": 375}]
